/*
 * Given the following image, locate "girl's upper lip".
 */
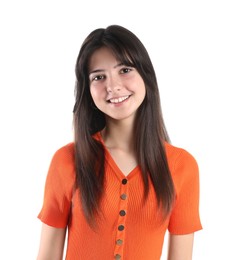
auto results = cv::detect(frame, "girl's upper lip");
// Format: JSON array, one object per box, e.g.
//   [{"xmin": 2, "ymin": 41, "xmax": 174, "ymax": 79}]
[{"xmin": 106, "ymin": 94, "xmax": 131, "ymax": 102}]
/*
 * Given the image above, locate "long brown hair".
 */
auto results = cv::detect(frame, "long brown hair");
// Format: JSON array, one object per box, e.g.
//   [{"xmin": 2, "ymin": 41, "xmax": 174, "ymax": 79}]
[{"xmin": 73, "ymin": 25, "xmax": 175, "ymax": 224}]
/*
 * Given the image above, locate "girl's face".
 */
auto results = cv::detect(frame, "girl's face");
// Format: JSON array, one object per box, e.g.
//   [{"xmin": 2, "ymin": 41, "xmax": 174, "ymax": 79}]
[{"xmin": 88, "ymin": 47, "xmax": 146, "ymax": 123}]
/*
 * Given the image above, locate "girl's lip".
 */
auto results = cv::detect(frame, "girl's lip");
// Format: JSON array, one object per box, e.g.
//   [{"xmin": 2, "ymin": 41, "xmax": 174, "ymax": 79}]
[{"xmin": 107, "ymin": 95, "xmax": 131, "ymax": 104}]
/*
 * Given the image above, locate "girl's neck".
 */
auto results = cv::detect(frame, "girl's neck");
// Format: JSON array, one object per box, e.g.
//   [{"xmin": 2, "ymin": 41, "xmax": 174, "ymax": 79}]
[{"xmin": 101, "ymin": 119, "xmax": 135, "ymax": 152}]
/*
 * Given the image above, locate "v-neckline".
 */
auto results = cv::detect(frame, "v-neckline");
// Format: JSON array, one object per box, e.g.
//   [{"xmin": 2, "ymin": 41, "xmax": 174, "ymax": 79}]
[{"xmin": 96, "ymin": 132, "xmax": 139, "ymax": 179}]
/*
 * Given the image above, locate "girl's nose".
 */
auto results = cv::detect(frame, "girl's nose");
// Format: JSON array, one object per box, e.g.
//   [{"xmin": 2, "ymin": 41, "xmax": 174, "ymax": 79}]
[{"xmin": 106, "ymin": 76, "xmax": 122, "ymax": 93}]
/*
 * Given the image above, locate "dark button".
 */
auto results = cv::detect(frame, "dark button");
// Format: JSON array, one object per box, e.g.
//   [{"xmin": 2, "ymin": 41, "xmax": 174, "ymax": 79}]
[
  {"xmin": 122, "ymin": 179, "xmax": 127, "ymax": 185},
  {"xmin": 119, "ymin": 210, "xmax": 126, "ymax": 216},
  {"xmin": 118, "ymin": 225, "xmax": 124, "ymax": 231},
  {"xmin": 115, "ymin": 254, "xmax": 121, "ymax": 259},
  {"xmin": 120, "ymin": 193, "xmax": 127, "ymax": 200},
  {"xmin": 116, "ymin": 239, "xmax": 123, "ymax": 245}
]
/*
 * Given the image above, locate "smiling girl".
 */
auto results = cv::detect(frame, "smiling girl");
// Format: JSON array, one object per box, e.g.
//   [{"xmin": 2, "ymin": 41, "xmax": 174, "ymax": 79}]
[{"xmin": 37, "ymin": 25, "xmax": 202, "ymax": 260}]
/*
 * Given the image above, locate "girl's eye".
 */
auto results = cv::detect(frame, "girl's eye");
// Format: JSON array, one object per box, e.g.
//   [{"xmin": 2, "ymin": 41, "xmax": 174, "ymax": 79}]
[
  {"xmin": 120, "ymin": 67, "xmax": 132, "ymax": 74},
  {"xmin": 92, "ymin": 75, "xmax": 105, "ymax": 81}
]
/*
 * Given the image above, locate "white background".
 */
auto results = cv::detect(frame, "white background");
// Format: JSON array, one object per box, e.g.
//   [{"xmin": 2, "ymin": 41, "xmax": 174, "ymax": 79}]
[{"xmin": 0, "ymin": 0, "xmax": 237, "ymax": 259}]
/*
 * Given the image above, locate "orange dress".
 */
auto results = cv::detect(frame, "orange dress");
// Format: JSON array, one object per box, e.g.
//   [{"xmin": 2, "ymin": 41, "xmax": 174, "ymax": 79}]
[{"xmin": 38, "ymin": 133, "xmax": 202, "ymax": 259}]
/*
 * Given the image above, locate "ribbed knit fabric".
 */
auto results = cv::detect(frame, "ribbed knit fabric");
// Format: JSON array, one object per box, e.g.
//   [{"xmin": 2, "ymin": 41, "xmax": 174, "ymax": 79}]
[{"xmin": 38, "ymin": 133, "xmax": 202, "ymax": 259}]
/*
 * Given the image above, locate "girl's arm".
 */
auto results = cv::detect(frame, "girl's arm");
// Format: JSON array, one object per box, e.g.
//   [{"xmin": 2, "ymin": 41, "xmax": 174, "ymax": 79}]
[
  {"xmin": 37, "ymin": 223, "xmax": 66, "ymax": 260},
  {"xmin": 167, "ymin": 233, "xmax": 194, "ymax": 260}
]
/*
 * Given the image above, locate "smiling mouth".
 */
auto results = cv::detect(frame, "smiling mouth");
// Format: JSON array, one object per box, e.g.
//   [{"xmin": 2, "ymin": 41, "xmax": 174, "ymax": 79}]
[{"xmin": 108, "ymin": 95, "xmax": 131, "ymax": 104}]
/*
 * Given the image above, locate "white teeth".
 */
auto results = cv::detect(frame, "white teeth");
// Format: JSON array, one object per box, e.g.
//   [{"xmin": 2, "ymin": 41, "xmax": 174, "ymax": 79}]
[{"xmin": 110, "ymin": 95, "xmax": 129, "ymax": 104}]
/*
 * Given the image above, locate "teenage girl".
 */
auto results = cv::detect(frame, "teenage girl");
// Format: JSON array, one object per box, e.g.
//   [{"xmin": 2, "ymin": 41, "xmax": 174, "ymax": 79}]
[{"xmin": 37, "ymin": 25, "xmax": 202, "ymax": 260}]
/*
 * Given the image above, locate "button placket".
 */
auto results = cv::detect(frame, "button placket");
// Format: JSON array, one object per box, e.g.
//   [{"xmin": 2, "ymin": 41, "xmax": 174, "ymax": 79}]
[{"xmin": 114, "ymin": 178, "xmax": 129, "ymax": 259}]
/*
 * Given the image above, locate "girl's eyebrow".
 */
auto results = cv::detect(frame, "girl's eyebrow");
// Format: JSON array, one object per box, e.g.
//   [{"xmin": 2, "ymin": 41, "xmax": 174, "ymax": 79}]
[
  {"xmin": 89, "ymin": 63, "xmax": 124, "ymax": 76},
  {"xmin": 89, "ymin": 69, "xmax": 104, "ymax": 75}
]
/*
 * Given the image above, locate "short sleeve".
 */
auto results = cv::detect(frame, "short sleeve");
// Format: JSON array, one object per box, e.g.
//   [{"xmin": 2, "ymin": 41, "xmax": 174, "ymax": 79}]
[
  {"xmin": 38, "ymin": 144, "xmax": 75, "ymax": 228},
  {"xmin": 168, "ymin": 149, "xmax": 202, "ymax": 234}
]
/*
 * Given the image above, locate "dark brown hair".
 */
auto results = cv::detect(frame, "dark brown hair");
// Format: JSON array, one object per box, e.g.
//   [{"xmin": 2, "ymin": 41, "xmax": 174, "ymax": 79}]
[{"xmin": 73, "ymin": 25, "xmax": 175, "ymax": 224}]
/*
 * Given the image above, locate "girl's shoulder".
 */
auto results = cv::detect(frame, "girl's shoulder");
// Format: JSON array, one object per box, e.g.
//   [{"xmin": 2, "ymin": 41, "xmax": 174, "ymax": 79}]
[
  {"xmin": 53, "ymin": 142, "xmax": 75, "ymax": 161},
  {"xmin": 49, "ymin": 142, "xmax": 75, "ymax": 176},
  {"xmin": 164, "ymin": 142, "xmax": 199, "ymax": 178}
]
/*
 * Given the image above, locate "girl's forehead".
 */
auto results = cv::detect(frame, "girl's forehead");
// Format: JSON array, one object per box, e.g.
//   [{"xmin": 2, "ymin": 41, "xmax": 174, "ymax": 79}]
[
  {"xmin": 91, "ymin": 47, "xmax": 116, "ymax": 59},
  {"xmin": 89, "ymin": 48, "xmax": 121, "ymax": 69}
]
